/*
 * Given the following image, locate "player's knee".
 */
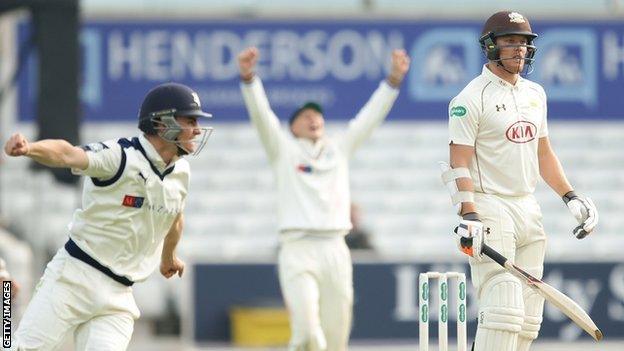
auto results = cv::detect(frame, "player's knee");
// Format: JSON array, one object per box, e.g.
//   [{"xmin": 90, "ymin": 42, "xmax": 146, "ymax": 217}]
[
  {"xmin": 478, "ymin": 273, "xmax": 524, "ymax": 333},
  {"xmin": 520, "ymin": 287, "xmax": 545, "ymax": 340},
  {"xmin": 519, "ymin": 314, "xmax": 542, "ymax": 340}
]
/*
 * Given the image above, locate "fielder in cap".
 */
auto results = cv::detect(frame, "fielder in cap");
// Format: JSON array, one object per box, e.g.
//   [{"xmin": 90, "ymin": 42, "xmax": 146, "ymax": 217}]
[
  {"xmin": 441, "ymin": 11, "xmax": 599, "ymax": 351},
  {"xmin": 238, "ymin": 46, "xmax": 409, "ymax": 351},
  {"xmin": 3, "ymin": 82, "xmax": 212, "ymax": 350}
]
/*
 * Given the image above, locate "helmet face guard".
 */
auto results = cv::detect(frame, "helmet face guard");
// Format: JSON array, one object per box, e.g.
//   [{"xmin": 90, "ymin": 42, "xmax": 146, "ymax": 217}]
[
  {"xmin": 480, "ymin": 31, "xmax": 538, "ymax": 75},
  {"xmin": 149, "ymin": 109, "xmax": 213, "ymax": 156},
  {"xmin": 138, "ymin": 82, "xmax": 213, "ymax": 156}
]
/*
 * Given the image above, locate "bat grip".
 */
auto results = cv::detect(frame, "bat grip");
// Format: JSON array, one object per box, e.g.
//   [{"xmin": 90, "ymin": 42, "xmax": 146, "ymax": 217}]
[{"xmin": 481, "ymin": 244, "xmax": 508, "ymax": 267}]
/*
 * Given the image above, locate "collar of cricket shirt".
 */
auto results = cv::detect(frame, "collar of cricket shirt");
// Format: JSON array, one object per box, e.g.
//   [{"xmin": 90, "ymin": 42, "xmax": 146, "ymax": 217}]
[
  {"xmin": 297, "ymin": 137, "xmax": 326, "ymax": 160},
  {"xmin": 137, "ymin": 134, "xmax": 175, "ymax": 179}
]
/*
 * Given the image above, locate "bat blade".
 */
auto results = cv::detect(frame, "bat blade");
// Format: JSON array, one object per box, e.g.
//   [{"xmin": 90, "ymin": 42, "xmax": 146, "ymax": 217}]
[
  {"xmin": 506, "ymin": 261, "xmax": 603, "ymax": 341},
  {"xmin": 481, "ymin": 244, "xmax": 602, "ymax": 341}
]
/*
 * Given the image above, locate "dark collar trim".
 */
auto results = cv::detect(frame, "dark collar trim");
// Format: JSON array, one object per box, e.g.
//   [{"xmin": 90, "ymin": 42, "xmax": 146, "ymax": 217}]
[{"xmin": 118, "ymin": 137, "xmax": 175, "ymax": 180}]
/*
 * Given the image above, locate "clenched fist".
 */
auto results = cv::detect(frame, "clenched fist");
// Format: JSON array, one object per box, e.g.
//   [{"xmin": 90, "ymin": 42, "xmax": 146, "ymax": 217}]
[
  {"xmin": 387, "ymin": 49, "xmax": 411, "ymax": 88},
  {"xmin": 4, "ymin": 133, "xmax": 30, "ymax": 157},
  {"xmin": 160, "ymin": 256, "xmax": 185, "ymax": 279},
  {"xmin": 238, "ymin": 47, "xmax": 259, "ymax": 82}
]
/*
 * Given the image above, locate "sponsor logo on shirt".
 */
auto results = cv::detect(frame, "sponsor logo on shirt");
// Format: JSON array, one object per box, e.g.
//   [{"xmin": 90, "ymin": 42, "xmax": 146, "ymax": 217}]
[
  {"xmin": 505, "ymin": 120, "xmax": 537, "ymax": 143},
  {"xmin": 122, "ymin": 195, "xmax": 145, "ymax": 208},
  {"xmin": 297, "ymin": 164, "xmax": 313, "ymax": 173},
  {"xmin": 145, "ymin": 203, "xmax": 181, "ymax": 215},
  {"xmin": 450, "ymin": 106, "xmax": 467, "ymax": 117}
]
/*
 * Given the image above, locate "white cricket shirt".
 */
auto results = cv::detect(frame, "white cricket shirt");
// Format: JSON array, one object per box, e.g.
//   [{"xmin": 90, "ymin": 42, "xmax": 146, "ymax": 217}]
[
  {"xmin": 449, "ymin": 65, "xmax": 548, "ymax": 196},
  {"xmin": 241, "ymin": 77, "xmax": 399, "ymax": 236},
  {"xmin": 70, "ymin": 134, "xmax": 189, "ymax": 282}
]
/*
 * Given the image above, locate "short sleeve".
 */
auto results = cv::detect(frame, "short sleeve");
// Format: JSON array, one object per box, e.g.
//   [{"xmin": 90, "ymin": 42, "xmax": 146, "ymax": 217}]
[
  {"xmin": 448, "ymin": 94, "xmax": 480, "ymax": 146},
  {"xmin": 72, "ymin": 141, "xmax": 123, "ymax": 179}
]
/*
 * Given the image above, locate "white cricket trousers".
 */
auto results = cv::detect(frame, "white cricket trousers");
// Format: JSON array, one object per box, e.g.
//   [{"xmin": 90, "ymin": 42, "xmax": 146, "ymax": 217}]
[
  {"xmin": 278, "ymin": 234, "xmax": 354, "ymax": 351},
  {"xmin": 470, "ymin": 193, "xmax": 547, "ymax": 351},
  {"xmin": 13, "ymin": 248, "xmax": 140, "ymax": 351}
]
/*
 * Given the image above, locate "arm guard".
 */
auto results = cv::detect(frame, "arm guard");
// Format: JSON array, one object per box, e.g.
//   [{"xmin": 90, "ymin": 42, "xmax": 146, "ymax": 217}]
[{"xmin": 439, "ymin": 161, "xmax": 474, "ymax": 215}]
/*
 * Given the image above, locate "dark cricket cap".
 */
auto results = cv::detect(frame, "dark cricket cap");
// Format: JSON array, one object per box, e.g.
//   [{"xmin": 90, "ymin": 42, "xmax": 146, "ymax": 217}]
[{"xmin": 289, "ymin": 102, "xmax": 323, "ymax": 125}]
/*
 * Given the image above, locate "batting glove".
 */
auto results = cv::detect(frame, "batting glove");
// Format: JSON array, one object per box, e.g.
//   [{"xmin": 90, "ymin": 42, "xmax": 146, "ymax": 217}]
[
  {"xmin": 563, "ymin": 191, "xmax": 598, "ymax": 239},
  {"xmin": 454, "ymin": 212, "xmax": 484, "ymax": 261}
]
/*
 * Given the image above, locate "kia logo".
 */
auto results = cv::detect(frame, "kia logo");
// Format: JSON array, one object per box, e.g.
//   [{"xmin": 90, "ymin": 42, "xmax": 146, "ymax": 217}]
[{"xmin": 506, "ymin": 121, "xmax": 537, "ymax": 143}]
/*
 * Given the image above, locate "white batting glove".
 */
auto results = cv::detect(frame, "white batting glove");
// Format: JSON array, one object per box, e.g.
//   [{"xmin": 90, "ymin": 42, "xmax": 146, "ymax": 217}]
[
  {"xmin": 563, "ymin": 191, "xmax": 598, "ymax": 239},
  {"xmin": 454, "ymin": 212, "xmax": 484, "ymax": 261}
]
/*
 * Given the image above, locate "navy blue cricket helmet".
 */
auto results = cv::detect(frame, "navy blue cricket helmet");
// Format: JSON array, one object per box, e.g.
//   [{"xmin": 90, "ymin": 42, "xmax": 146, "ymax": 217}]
[{"xmin": 138, "ymin": 82, "xmax": 212, "ymax": 137}]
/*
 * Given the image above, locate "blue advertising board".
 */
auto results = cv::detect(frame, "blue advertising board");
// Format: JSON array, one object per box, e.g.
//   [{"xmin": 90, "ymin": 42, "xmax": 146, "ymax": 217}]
[
  {"xmin": 192, "ymin": 261, "xmax": 624, "ymax": 342},
  {"xmin": 17, "ymin": 20, "xmax": 624, "ymax": 121}
]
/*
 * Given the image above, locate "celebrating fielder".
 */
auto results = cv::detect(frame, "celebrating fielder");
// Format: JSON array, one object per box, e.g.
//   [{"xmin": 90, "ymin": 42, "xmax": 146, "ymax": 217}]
[
  {"xmin": 442, "ymin": 11, "xmax": 599, "ymax": 351},
  {"xmin": 3, "ymin": 82, "xmax": 212, "ymax": 350},
  {"xmin": 238, "ymin": 46, "xmax": 409, "ymax": 350}
]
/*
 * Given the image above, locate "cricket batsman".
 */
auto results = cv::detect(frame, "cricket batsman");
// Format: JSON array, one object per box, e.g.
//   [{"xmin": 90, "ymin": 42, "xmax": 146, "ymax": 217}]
[{"xmin": 441, "ymin": 11, "xmax": 599, "ymax": 350}]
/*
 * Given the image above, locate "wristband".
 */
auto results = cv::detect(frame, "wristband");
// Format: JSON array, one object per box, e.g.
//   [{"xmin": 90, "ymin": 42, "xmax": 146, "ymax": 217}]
[
  {"xmin": 562, "ymin": 190, "xmax": 578, "ymax": 204},
  {"xmin": 462, "ymin": 212, "xmax": 480, "ymax": 221}
]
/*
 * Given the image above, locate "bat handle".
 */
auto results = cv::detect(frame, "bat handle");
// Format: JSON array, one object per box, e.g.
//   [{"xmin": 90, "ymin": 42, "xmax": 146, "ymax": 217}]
[{"xmin": 481, "ymin": 244, "xmax": 508, "ymax": 267}]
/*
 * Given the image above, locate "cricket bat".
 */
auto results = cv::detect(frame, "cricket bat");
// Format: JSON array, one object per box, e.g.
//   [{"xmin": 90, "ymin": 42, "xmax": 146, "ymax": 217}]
[{"xmin": 481, "ymin": 243, "xmax": 603, "ymax": 341}]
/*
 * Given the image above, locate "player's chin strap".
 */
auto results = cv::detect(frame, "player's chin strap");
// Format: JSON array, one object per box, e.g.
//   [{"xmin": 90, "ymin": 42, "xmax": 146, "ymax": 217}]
[
  {"xmin": 439, "ymin": 161, "xmax": 474, "ymax": 215},
  {"xmin": 495, "ymin": 58, "xmax": 535, "ymax": 76},
  {"xmin": 493, "ymin": 44, "xmax": 536, "ymax": 76}
]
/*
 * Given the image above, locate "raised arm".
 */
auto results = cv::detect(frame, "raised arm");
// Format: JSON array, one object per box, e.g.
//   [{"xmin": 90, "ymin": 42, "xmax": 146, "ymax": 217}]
[
  {"xmin": 238, "ymin": 47, "xmax": 285, "ymax": 161},
  {"xmin": 341, "ymin": 49, "xmax": 410, "ymax": 156},
  {"xmin": 4, "ymin": 133, "xmax": 88, "ymax": 169}
]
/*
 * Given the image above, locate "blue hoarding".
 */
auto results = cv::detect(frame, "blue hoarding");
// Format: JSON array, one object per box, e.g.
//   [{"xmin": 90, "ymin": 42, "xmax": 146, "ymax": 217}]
[
  {"xmin": 17, "ymin": 20, "xmax": 624, "ymax": 121},
  {"xmin": 192, "ymin": 261, "xmax": 624, "ymax": 342}
]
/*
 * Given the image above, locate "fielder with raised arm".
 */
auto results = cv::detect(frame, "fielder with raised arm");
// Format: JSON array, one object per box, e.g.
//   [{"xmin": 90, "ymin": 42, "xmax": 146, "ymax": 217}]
[
  {"xmin": 441, "ymin": 11, "xmax": 599, "ymax": 351},
  {"xmin": 238, "ymin": 47, "xmax": 409, "ymax": 351},
  {"xmin": 3, "ymin": 83, "xmax": 212, "ymax": 350}
]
